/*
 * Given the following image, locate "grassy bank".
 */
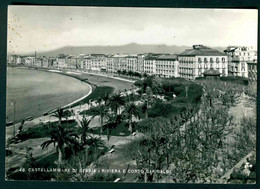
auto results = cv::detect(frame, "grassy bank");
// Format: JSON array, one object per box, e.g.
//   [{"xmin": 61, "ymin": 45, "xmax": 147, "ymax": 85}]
[{"xmin": 72, "ymin": 86, "xmax": 114, "ymax": 107}]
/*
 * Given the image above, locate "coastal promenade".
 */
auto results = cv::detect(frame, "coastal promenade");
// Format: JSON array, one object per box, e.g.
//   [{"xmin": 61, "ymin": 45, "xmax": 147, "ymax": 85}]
[{"xmin": 5, "ymin": 69, "xmax": 135, "ymax": 141}]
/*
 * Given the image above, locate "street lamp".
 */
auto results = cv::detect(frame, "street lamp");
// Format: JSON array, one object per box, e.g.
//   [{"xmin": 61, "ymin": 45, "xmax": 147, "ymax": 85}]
[{"xmin": 11, "ymin": 100, "xmax": 16, "ymax": 137}]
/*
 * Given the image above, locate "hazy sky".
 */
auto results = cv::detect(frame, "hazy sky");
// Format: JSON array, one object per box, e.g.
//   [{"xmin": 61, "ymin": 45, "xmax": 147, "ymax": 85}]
[{"xmin": 8, "ymin": 6, "xmax": 258, "ymax": 54}]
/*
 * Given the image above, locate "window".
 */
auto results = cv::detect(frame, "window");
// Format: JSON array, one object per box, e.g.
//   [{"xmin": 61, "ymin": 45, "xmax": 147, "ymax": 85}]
[
  {"xmin": 222, "ymin": 58, "xmax": 225, "ymax": 63},
  {"xmin": 204, "ymin": 57, "xmax": 208, "ymax": 63},
  {"xmin": 216, "ymin": 58, "xmax": 219, "ymax": 63},
  {"xmin": 210, "ymin": 57, "xmax": 214, "ymax": 63}
]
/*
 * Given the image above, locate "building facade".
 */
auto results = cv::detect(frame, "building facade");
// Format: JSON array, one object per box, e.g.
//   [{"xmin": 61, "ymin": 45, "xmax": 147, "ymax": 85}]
[
  {"xmin": 224, "ymin": 46, "xmax": 257, "ymax": 78},
  {"xmin": 143, "ymin": 56, "xmax": 157, "ymax": 75},
  {"xmin": 81, "ymin": 55, "xmax": 107, "ymax": 72},
  {"xmin": 155, "ymin": 55, "xmax": 179, "ymax": 78},
  {"xmin": 9, "ymin": 55, "xmax": 22, "ymax": 64},
  {"xmin": 24, "ymin": 57, "xmax": 35, "ymax": 66},
  {"xmin": 42, "ymin": 57, "xmax": 49, "ymax": 67},
  {"xmin": 178, "ymin": 45, "xmax": 228, "ymax": 79}
]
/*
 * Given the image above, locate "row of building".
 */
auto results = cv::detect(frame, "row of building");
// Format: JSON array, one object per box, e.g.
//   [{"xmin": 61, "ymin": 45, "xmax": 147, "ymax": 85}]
[{"xmin": 8, "ymin": 45, "xmax": 257, "ymax": 81}]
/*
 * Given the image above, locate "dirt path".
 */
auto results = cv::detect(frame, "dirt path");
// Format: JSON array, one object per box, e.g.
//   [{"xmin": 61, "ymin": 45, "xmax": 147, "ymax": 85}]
[{"xmin": 93, "ymin": 132, "xmax": 144, "ymax": 182}]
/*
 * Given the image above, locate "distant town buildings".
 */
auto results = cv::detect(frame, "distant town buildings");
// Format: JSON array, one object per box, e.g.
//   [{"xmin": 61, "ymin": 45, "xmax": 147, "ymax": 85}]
[{"xmin": 7, "ymin": 44, "xmax": 257, "ymax": 80}]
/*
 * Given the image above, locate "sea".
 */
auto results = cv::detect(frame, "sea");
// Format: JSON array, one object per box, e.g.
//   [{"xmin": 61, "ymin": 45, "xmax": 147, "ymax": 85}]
[{"xmin": 6, "ymin": 67, "xmax": 91, "ymax": 124}]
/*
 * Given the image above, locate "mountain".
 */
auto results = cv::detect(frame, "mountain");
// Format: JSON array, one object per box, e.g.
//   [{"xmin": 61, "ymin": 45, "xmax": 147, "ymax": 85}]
[{"xmin": 19, "ymin": 43, "xmax": 227, "ymax": 57}]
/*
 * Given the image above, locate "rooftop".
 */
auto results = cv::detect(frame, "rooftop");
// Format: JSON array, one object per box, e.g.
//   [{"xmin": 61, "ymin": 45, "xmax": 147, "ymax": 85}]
[
  {"xmin": 156, "ymin": 54, "xmax": 177, "ymax": 60},
  {"xmin": 179, "ymin": 45, "xmax": 225, "ymax": 56}
]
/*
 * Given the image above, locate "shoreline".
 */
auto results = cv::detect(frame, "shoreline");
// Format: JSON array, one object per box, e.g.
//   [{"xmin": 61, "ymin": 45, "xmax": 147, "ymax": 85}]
[
  {"xmin": 6, "ymin": 66, "xmax": 134, "ymax": 125},
  {"xmin": 7, "ymin": 66, "xmax": 93, "ymax": 123}
]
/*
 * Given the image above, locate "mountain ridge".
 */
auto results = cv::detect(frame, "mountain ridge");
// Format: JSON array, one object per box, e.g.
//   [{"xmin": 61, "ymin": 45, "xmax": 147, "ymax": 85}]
[{"xmin": 10, "ymin": 43, "xmax": 226, "ymax": 57}]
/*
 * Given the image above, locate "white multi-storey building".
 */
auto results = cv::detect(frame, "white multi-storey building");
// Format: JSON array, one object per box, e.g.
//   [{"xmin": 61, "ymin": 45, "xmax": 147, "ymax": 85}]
[
  {"xmin": 106, "ymin": 55, "xmax": 114, "ymax": 73},
  {"xmin": 24, "ymin": 57, "xmax": 35, "ymax": 66},
  {"xmin": 155, "ymin": 55, "xmax": 179, "ymax": 78},
  {"xmin": 125, "ymin": 55, "xmax": 138, "ymax": 72},
  {"xmin": 81, "ymin": 55, "xmax": 107, "ymax": 72},
  {"xmin": 178, "ymin": 45, "xmax": 228, "ymax": 79},
  {"xmin": 224, "ymin": 46, "xmax": 257, "ymax": 78},
  {"xmin": 137, "ymin": 54, "xmax": 145, "ymax": 73},
  {"xmin": 143, "ymin": 56, "xmax": 157, "ymax": 75}
]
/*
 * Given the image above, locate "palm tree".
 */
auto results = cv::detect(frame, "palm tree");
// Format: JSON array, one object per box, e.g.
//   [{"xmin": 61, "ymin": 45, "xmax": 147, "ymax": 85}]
[
  {"xmin": 63, "ymin": 109, "xmax": 72, "ymax": 125},
  {"xmin": 97, "ymin": 92, "xmax": 110, "ymax": 106},
  {"xmin": 78, "ymin": 115, "xmax": 92, "ymax": 145},
  {"xmin": 101, "ymin": 92, "xmax": 110, "ymax": 106},
  {"xmin": 52, "ymin": 108, "xmax": 66, "ymax": 125},
  {"xmin": 70, "ymin": 109, "xmax": 75, "ymax": 120},
  {"xmin": 108, "ymin": 93, "xmax": 125, "ymax": 115},
  {"xmin": 123, "ymin": 102, "xmax": 139, "ymax": 133},
  {"xmin": 86, "ymin": 136, "xmax": 105, "ymax": 160},
  {"xmin": 105, "ymin": 113, "xmax": 123, "ymax": 141},
  {"xmin": 41, "ymin": 124, "xmax": 78, "ymax": 167},
  {"xmin": 90, "ymin": 104, "xmax": 109, "ymax": 133}
]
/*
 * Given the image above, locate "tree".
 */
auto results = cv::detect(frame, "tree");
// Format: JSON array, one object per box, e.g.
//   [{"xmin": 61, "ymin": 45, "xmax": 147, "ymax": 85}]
[
  {"xmin": 86, "ymin": 136, "xmax": 105, "ymax": 160},
  {"xmin": 123, "ymin": 102, "xmax": 139, "ymax": 133},
  {"xmin": 41, "ymin": 124, "xmax": 78, "ymax": 167},
  {"xmin": 128, "ymin": 70, "xmax": 133, "ymax": 79},
  {"xmin": 125, "ymin": 118, "xmax": 170, "ymax": 182},
  {"xmin": 105, "ymin": 113, "xmax": 123, "ymax": 141},
  {"xmin": 135, "ymin": 76, "xmax": 163, "ymax": 96},
  {"xmin": 117, "ymin": 70, "xmax": 121, "ymax": 76},
  {"xmin": 142, "ymin": 86, "xmax": 153, "ymax": 119},
  {"xmin": 232, "ymin": 116, "xmax": 256, "ymax": 160},
  {"xmin": 52, "ymin": 108, "xmax": 66, "ymax": 125},
  {"xmin": 101, "ymin": 92, "xmax": 110, "ymax": 106},
  {"xmin": 90, "ymin": 104, "xmax": 109, "ymax": 133},
  {"xmin": 24, "ymin": 147, "xmax": 37, "ymax": 180},
  {"xmin": 122, "ymin": 70, "xmax": 127, "ymax": 75},
  {"xmin": 78, "ymin": 115, "xmax": 92, "ymax": 145},
  {"xmin": 63, "ymin": 110, "xmax": 72, "ymax": 125},
  {"xmin": 108, "ymin": 93, "xmax": 125, "ymax": 114}
]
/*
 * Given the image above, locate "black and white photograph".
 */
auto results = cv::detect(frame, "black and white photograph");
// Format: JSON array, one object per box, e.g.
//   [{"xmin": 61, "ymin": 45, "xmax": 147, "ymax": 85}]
[{"xmin": 5, "ymin": 6, "xmax": 257, "ymax": 183}]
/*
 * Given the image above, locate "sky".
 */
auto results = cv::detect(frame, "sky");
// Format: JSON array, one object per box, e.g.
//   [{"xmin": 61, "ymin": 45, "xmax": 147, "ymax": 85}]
[{"xmin": 7, "ymin": 6, "xmax": 258, "ymax": 54}]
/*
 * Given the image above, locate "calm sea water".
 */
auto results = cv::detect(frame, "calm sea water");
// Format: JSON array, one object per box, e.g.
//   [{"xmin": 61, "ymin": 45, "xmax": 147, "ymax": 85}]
[{"xmin": 6, "ymin": 68, "xmax": 90, "ymax": 123}]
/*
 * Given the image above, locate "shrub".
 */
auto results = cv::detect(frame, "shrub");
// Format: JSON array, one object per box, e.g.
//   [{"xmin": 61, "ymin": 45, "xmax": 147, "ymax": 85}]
[
  {"xmin": 220, "ymin": 76, "xmax": 248, "ymax": 85},
  {"xmin": 148, "ymin": 101, "xmax": 175, "ymax": 118}
]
